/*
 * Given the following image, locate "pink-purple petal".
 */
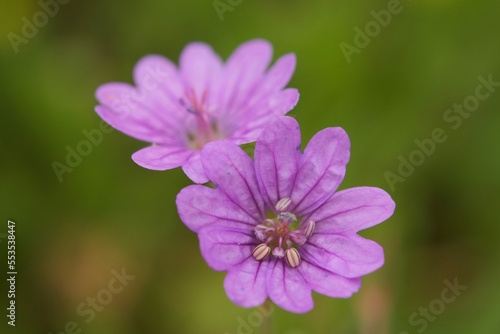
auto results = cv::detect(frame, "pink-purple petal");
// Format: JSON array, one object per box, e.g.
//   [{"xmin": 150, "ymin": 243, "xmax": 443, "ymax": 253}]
[
  {"xmin": 224, "ymin": 258, "xmax": 269, "ymax": 308},
  {"xmin": 235, "ymin": 53, "xmax": 297, "ymax": 111},
  {"xmin": 131, "ymin": 145, "xmax": 193, "ymax": 171},
  {"xmin": 95, "ymin": 83, "xmax": 176, "ymax": 143},
  {"xmin": 176, "ymin": 185, "xmax": 256, "ymax": 233},
  {"xmin": 181, "ymin": 153, "xmax": 209, "ymax": 184},
  {"xmin": 290, "ymin": 127, "xmax": 351, "ymax": 216},
  {"xmin": 308, "ymin": 187, "xmax": 396, "ymax": 234},
  {"xmin": 218, "ymin": 39, "xmax": 273, "ymax": 113},
  {"xmin": 266, "ymin": 259, "xmax": 313, "ymax": 313},
  {"xmin": 199, "ymin": 227, "xmax": 254, "ymax": 271},
  {"xmin": 201, "ymin": 141, "xmax": 265, "ymax": 222},
  {"xmin": 267, "ymin": 88, "xmax": 299, "ymax": 116},
  {"xmin": 303, "ymin": 234, "xmax": 384, "ymax": 278},
  {"xmin": 179, "ymin": 42, "xmax": 222, "ymax": 98},
  {"xmin": 133, "ymin": 55, "xmax": 183, "ymax": 97},
  {"xmin": 132, "ymin": 55, "xmax": 188, "ymax": 127},
  {"xmin": 261, "ymin": 53, "xmax": 297, "ymax": 93},
  {"xmin": 254, "ymin": 116, "xmax": 301, "ymax": 209},
  {"xmin": 223, "ymin": 89, "xmax": 299, "ymax": 143},
  {"xmin": 298, "ymin": 260, "xmax": 361, "ymax": 298}
]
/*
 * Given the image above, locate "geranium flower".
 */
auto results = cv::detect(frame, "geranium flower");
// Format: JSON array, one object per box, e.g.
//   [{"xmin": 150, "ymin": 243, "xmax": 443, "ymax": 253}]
[
  {"xmin": 176, "ymin": 116, "xmax": 395, "ymax": 313},
  {"xmin": 94, "ymin": 39, "xmax": 298, "ymax": 183}
]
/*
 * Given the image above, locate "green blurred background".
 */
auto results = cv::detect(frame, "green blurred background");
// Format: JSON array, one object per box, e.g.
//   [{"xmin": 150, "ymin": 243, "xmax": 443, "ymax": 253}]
[{"xmin": 1, "ymin": 0, "xmax": 499, "ymax": 333}]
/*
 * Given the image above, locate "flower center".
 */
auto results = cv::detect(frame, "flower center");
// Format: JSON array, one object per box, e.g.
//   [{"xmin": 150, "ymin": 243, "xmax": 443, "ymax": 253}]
[
  {"xmin": 180, "ymin": 87, "xmax": 223, "ymax": 150},
  {"xmin": 252, "ymin": 198, "xmax": 315, "ymax": 268}
]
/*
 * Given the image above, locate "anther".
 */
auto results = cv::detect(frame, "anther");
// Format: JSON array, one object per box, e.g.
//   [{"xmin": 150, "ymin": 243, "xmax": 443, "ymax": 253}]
[
  {"xmin": 252, "ymin": 244, "xmax": 271, "ymax": 261},
  {"xmin": 285, "ymin": 248, "xmax": 301, "ymax": 268},
  {"xmin": 304, "ymin": 220, "xmax": 315, "ymax": 238},
  {"xmin": 275, "ymin": 198, "xmax": 292, "ymax": 212}
]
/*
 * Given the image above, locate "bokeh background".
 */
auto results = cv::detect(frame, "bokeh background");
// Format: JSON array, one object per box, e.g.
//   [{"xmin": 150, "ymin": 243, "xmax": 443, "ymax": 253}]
[{"xmin": 1, "ymin": 0, "xmax": 500, "ymax": 333}]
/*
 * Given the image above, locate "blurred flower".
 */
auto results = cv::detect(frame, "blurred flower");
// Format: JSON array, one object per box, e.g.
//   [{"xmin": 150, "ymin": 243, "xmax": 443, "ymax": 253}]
[
  {"xmin": 95, "ymin": 39, "xmax": 298, "ymax": 183},
  {"xmin": 176, "ymin": 116, "xmax": 395, "ymax": 313}
]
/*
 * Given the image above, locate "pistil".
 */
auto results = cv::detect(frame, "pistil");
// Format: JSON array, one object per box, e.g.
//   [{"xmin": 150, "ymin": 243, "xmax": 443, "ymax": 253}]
[
  {"xmin": 252, "ymin": 198, "xmax": 316, "ymax": 268},
  {"xmin": 181, "ymin": 87, "xmax": 220, "ymax": 150}
]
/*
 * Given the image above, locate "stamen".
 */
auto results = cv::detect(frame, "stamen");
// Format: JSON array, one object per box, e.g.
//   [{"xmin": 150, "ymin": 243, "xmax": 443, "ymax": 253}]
[
  {"xmin": 263, "ymin": 218, "xmax": 276, "ymax": 226},
  {"xmin": 179, "ymin": 99, "xmax": 201, "ymax": 115},
  {"xmin": 304, "ymin": 220, "xmax": 315, "ymax": 238},
  {"xmin": 265, "ymin": 235, "xmax": 276, "ymax": 244},
  {"xmin": 254, "ymin": 230, "xmax": 267, "ymax": 242},
  {"xmin": 285, "ymin": 248, "xmax": 301, "ymax": 268},
  {"xmin": 289, "ymin": 233, "xmax": 306, "ymax": 246},
  {"xmin": 252, "ymin": 244, "xmax": 271, "ymax": 261},
  {"xmin": 254, "ymin": 224, "xmax": 269, "ymax": 241},
  {"xmin": 275, "ymin": 198, "xmax": 292, "ymax": 212}
]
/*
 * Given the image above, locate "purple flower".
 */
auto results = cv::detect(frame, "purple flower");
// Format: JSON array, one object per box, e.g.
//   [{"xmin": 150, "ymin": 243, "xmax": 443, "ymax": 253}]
[
  {"xmin": 176, "ymin": 116, "xmax": 395, "ymax": 313},
  {"xmin": 94, "ymin": 39, "xmax": 298, "ymax": 183}
]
